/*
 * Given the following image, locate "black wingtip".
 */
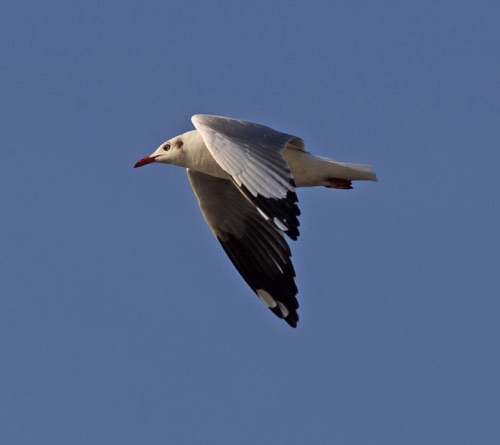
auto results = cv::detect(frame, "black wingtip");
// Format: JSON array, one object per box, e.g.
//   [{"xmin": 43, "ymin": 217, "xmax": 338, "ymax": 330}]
[
  {"xmin": 269, "ymin": 306, "xmax": 299, "ymax": 328},
  {"xmin": 286, "ymin": 227, "xmax": 300, "ymax": 241}
]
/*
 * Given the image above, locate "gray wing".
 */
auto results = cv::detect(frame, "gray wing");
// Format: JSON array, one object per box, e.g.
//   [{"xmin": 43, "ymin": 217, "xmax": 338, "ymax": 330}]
[
  {"xmin": 191, "ymin": 114, "xmax": 302, "ymax": 240},
  {"xmin": 187, "ymin": 169, "xmax": 299, "ymax": 328}
]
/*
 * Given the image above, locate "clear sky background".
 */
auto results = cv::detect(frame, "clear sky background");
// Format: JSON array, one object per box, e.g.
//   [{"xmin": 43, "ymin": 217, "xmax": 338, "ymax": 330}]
[{"xmin": 2, "ymin": 1, "xmax": 499, "ymax": 444}]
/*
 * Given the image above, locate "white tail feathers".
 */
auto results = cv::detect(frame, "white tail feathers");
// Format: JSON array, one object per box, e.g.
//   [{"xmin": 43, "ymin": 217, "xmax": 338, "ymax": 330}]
[
  {"xmin": 285, "ymin": 149, "xmax": 377, "ymax": 188},
  {"xmin": 332, "ymin": 161, "xmax": 377, "ymax": 182}
]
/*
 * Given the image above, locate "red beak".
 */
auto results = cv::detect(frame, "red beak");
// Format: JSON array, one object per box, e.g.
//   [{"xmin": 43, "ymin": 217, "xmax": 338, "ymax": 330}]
[{"xmin": 134, "ymin": 155, "xmax": 159, "ymax": 168}]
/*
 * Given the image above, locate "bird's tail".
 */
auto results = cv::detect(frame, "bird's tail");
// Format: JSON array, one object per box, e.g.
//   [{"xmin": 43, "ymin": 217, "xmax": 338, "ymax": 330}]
[
  {"xmin": 285, "ymin": 150, "xmax": 377, "ymax": 188},
  {"xmin": 329, "ymin": 160, "xmax": 377, "ymax": 181},
  {"xmin": 314, "ymin": 157, "xmax": 377, "ymax": 189}
]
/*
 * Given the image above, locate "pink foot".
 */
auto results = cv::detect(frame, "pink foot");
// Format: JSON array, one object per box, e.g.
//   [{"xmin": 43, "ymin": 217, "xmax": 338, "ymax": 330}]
[{"xmin": 323, "ymin": 178, "xmax": 353, "ymax": 189}]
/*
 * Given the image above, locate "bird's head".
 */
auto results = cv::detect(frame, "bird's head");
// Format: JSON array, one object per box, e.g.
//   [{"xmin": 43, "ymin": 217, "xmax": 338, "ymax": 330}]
[{"xmin": 134, "ymin": 136, "xmax": 186, "ymax": 169}]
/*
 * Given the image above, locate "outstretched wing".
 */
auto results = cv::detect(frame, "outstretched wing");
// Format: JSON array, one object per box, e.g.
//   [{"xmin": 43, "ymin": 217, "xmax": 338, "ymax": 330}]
[
  {"xmin": 191, "ymin": 114, "xmax": 301, "ymax": 240},
  {"xmin": 187, "ymin": 169, "xmax": 299, "ymax": 327}
]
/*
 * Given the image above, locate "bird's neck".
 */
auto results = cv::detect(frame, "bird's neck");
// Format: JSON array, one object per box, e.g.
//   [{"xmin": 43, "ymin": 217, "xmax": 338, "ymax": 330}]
[{"xmin": 182, "ymin": 130, "xmax": 229, "ymax": 180}]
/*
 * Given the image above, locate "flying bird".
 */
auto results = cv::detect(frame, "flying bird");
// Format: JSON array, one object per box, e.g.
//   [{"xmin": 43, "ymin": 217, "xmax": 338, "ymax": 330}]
[{"xmin": 134, "ymin": 114, "xmax": 376, "ymax": 327}]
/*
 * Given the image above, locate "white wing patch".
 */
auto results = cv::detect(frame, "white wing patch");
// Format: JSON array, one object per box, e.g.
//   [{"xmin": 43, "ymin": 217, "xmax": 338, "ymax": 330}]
[{"xmin": 257, "ymin": 289, "xmax": 277, "ymax": 308}]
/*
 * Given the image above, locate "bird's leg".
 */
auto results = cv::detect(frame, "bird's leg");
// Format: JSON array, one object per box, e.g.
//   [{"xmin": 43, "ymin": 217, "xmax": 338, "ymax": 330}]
[{"xmin": 323, "ymin": 178, "xmax": 353, "ymax": 189}]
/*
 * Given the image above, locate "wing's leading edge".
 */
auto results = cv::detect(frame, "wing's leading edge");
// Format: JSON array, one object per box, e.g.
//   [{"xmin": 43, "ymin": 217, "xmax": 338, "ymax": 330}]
[{"xmin": 192, "ymin": 114, "xmax": 301, "ymax": 240}]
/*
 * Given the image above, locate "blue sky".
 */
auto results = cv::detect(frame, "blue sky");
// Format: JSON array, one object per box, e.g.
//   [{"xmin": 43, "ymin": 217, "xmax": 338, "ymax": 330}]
[{"xmin": 2, "ymin": 0, "xmax": 499, "ymax": 443}]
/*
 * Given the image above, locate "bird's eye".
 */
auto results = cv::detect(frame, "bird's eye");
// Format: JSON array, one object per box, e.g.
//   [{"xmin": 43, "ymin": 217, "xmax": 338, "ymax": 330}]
[{"xmin": 163, "ymin": 143, "xmax": 171, "ymax": 151}]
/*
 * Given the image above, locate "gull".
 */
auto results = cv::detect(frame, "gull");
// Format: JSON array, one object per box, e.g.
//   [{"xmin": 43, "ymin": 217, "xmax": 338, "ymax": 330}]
[{"xmin": 134, "ymin": 114, "xmax": 376, "ymax": 327}]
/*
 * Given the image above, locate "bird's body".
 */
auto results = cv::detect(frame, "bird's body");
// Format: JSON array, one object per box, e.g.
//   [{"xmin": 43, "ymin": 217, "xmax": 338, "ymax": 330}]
[
  {"xmin": 135, "ymin": 114, "xmax": 376, "ymax": 327},
  {"xmin": 149, "ymin": 128, "xmax": 375, "ymax": 188}
]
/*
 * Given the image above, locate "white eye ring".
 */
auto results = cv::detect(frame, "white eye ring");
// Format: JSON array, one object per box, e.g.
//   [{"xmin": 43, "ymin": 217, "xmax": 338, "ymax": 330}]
[{"xmin": 163, "ymin": 143, "xmax": 171, "ymax": 151}]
